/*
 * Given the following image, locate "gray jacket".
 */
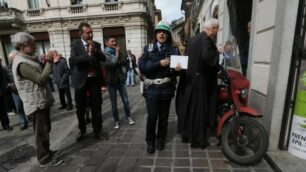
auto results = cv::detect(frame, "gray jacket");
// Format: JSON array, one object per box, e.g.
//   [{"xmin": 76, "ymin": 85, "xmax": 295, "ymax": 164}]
[{"xmin": 52, "ymin": 57, "xmax": 71, "ymax": 89}]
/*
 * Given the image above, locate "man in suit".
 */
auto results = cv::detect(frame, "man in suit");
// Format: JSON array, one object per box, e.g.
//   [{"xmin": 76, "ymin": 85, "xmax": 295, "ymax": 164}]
[{"xmin": 69, "ymin": 22, "xmax": 108, "ymax": 141}]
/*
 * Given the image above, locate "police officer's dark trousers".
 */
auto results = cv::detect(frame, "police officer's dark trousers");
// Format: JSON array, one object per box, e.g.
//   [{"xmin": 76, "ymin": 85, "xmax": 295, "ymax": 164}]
[{"xmin": 145, "ymin": 90, "xmax": 172, "ymax": 146}]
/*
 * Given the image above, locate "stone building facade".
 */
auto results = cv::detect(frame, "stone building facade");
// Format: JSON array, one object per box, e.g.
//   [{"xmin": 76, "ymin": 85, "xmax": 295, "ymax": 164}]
[
  {"xmin": 0, "ymin": 0, "xmax": 157, "ymax": 65},
  {"xmin": 181, "ymin": 0, "xmax": 305, "ymax": 170}
]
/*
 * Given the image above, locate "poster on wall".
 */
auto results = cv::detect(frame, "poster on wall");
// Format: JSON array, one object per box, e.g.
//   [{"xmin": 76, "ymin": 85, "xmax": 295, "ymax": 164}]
[{"xmin": 289, "ymin": 60, "xmax": 306, "ymax": 160}]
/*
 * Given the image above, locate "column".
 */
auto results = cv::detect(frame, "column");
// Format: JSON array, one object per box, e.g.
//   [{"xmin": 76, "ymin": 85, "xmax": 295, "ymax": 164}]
[
  {"xmin": 92, "ymin": 27, "xmax": 104, "ymax": 50},
  {"xmin": 125, "ymin": 25, "xmax": 147, "ymax": 58},
  {"xmin": 48, "ymin": 29, "xmax": 70, "ymax": 59}
]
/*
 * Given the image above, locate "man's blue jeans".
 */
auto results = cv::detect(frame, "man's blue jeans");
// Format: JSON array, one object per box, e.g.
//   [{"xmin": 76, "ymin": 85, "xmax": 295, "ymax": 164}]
[
  {"xmin": 108, "ymin": 84, "xmax": 131, "ymax": 122},
  {"xmin": 126, "ymin": 69, "xmax": 135, "ymax": 86},
  {"xmin": 11, "ymin": 92, "xmax": 27, "ymax": 127}
]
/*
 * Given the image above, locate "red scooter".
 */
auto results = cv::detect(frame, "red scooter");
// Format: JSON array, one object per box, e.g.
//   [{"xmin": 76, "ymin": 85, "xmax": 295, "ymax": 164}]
[{"xmin": 216, "ymin": 66, "xmax": 268, "ymax": 165}]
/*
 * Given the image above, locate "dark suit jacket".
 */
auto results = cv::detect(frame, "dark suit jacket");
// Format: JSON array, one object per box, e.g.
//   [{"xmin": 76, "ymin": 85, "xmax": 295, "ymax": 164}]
[{"xmin": 69, "ymin": 39, "xmax": 106, "ymax": 89}]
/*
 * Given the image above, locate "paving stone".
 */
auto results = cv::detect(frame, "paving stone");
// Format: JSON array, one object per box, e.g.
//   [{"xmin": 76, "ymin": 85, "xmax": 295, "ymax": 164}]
[
  {"xmin": 112, "ymin": 131, "xmax": 125, "ymax": 137},
  {"xmin": 79, "ymin": 165, "xmax": 96, "ymax": 172},
  {"xmin": 117, "ymin": 157, "xmax": 138, "ymax": 172},
  {"xmin": 135, "ymin": 158, "xmax": 154, "ymax": 166},
  {"xmin": 155, "ymin": 158, "xmax": 172, "ymax": 166},
  {"xmin": 129, "ymin": 144, "xmax": 144, "ymax": 150},
  {"xmin": 253, "ymin": 169, "xmax": 274, "ymax": 172},
  {"xmin": 139, "ymin": 150, "xmax": 156, "ymax": 158},
  {"xmin": 125, "ymin": 150, "xmax": 141, "ymax": 157},
  {"xmin": 192, "ymin": 168, "xmax": 210, "ymax": 172},
  {"xmin": 163, "ymin": 144, "xmax": 173, "ymax": 150},
  {"xmin": 191, "ymin": 151, "xmax": 207, "ymax": 158},
  {"xmin": 176, "ymin": 144, "xmax": 189, "ymax": 150},
  {"xmin": 114, "ymin": 144, "xmax": 129, "ymax": 150},
  {"xmin": 174, "ymin": 158, "xmax": 190, "ymax": 167},
  {"xmin": 0, "ymin": 167, "xmax": 6, "ymax": 172},
  {"xmin": 96, "ymin": 157, "xmax": 121, "ymax": 171},
  {"xmin": 192, "ymin": 159, "xmax": 209, "ymax": 168},
  {"xmin": 228, "ymin": 162, "xmax": 249, "ymax": 169},
  {"xmin": 174, "ymin": 167, "xmax": 191, "ymax": 172},
  {"xmin": 211, "ymin": 160, "xmax": 228, "ymax": 168},
  {"xmin": 2, "ymin": 163, "xmax": 16, "ymax": 170},
  {"xmin": 134, "ymin": 166, "xmax": 152, "ymax": 172},
  {"xmin": 233, "ymin": 170, "xmax": 252, "ymax": 172},
  {"xmin": 76, "ymin": 150, "xmax": 95, "ymax": 157},
  {"xmin": 120, "ymin": 137, "xmax": 133, "ymax": 143},
  {"xmin": 154, "ymin": 167, "xmax": 171, "ymax": 172},
  {"xmin": 45, "ymin": 166, "xmax": 62, "ymax": 172},
  {"xmin": 158, "ymin": 150, "xmax": 173, "ymax": 157},
  {"xmin": 213, "ymin": 169, "xmax": 231, "ymax": 172},
  {"xmin": 108, "ymin": 150, "xmax": 125, "ymax": 157},
  {"xmin": 86, "ymin": 144, "xmax": 114, "ymax": 166},
  {"xmin": 68, "ymin": 156, "xmax": 89, "ymax": 166},
  {"xmin": 253, "ymin": 160, "xmax": 270, "ymax": 168},
  {"xmin": 208, "ymin": 151, "xmax": 224, "ymax": 159},
  {"xmin": 176, "ymin": 151, "xmax": 189, "ymax": 158},
  {"xmin": 59, "ymin": 165, "xmax": 79, "ymax": 172},
  {"xmin": 207, "ymin": 145, "xmax": 220, "ymax": 151}
]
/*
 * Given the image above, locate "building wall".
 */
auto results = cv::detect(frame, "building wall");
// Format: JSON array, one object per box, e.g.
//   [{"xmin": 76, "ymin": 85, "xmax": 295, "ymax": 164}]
[{"xmin": 247, "ymin": 0, "xmax": 299, "ymax": 150}]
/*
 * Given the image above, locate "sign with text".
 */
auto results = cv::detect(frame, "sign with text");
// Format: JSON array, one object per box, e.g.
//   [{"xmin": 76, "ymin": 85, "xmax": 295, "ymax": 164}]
[{"xmin": 289, "ymin": 60, "xmax": 306, "ymax": 160}]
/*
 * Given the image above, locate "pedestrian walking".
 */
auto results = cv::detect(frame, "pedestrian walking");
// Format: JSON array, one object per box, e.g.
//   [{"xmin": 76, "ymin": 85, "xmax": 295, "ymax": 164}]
[
  {"xmin": 125, "ymin": 49, "xmax": 138, "ymax": 86},
  {"xmin": 69, "ymin": 22, "xmax": 108, "ymax": 141},
  {"xmin": 138, "ymin": 20, "xmax": 181, "ymax": 154},
  {"xmin": 0, "ymin": 58, "xmax": 13, "ymax": 131},
  {"xmin": 52, "ymin": 51, "xmax": 73, "ymax": 111},
  {"xmin": 176, "ymin": 18, "xmax": 220, "ymax": 149},
  {"xmin": 104, "ymin": 36, "xmax": 135, "ymax": 130},
  {"xmin": 11, "ymin": 32, "xmax": 63, "ymax": 167}
]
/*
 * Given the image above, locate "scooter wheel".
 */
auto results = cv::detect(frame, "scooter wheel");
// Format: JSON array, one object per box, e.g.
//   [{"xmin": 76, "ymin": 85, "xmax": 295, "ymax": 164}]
[{"xmin": 220, "ymin": 117, "xmax": 268, "ymax": 165}]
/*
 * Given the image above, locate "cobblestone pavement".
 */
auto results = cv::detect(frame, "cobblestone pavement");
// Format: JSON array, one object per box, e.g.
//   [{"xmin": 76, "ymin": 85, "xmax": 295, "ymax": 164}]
[{"xmin": 8, "ymin": 85, "xmax": 274, "ymax": 172}]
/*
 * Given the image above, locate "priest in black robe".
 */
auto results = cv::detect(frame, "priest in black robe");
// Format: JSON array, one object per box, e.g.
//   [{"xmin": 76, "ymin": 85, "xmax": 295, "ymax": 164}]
[{"xmin": 176, "ymin": 18, "xmax": 220, "ymax": 148}]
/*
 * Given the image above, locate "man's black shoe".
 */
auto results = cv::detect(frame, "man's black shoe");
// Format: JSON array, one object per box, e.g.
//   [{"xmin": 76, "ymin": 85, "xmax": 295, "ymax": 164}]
[
  {"xmin": 86, "ymin": 118, "xmax": 91, "ymax": 124},
  {"xmin": 94, "ymin": 131, "xmax": 109, "ymax": 140},
  {"xmin": 58, "ymin": 106, "xmax": 66, "ymax": 110},
  {"xmin": 147, "ymin": 145, "xmax": 155, "ymax": 154},
  {"xmin": 3, "ymin": 126, "xmax": 13, "ymax": 131},
  {"xmin": 156, "ymin": 142, "xmax": 165, "ymax": 151},
  {"xmin": 66, "ymin": 107, "xmax": 73, "ymax": 111},
  {"xmin": 76, "ymin": 131, "xmax": 86, "ymax": 142},
  {"xmin": 20, "ymin": 123, "xmax": 28, "ymax": 130},
  {"xmin": 182, "ymin": 137, "xmax": 189, "ymax": 143}
]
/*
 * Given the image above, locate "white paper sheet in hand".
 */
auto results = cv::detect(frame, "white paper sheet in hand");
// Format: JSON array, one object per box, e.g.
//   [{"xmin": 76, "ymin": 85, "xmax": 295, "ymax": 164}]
[{"xmin": 170, "ymin": 55, "xmax": 189, "ymax": 69}]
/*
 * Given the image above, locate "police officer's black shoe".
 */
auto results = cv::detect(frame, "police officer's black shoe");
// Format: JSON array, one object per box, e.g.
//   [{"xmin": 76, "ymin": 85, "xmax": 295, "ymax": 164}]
[
  {"xmin": 156, "ymin": 141, "xmax": 165, "ymax": 151},
  {"xmin": 147, "ymin": 145, "xmax": 155, "ymax": 154}
]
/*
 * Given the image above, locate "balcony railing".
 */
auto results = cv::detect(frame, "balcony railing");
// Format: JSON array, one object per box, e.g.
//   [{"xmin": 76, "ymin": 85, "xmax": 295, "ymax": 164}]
[
  {"xmin": 68, "ymin": 5, "xmax": 87, "ymax": 14},
  {"xmin": 22, "ymin": 1, "xmax": 147, "ymax": 21},
  {"xmin": 0, "ymin": 8, "xmax": 23, "ymax": 20},
  {"xmin": 26, "ymin": 9, "xmax": 44, "ymax": 17},
  {"xmin": 102, "ymin": 2, "xmax": 122, "ymax": 11}
]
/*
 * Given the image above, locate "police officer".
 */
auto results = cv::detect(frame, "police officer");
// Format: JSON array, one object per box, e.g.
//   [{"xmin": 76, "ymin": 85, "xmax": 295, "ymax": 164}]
[{"xmin": 138, "ymin": 21, "xmax": 181, "ymax": 154}]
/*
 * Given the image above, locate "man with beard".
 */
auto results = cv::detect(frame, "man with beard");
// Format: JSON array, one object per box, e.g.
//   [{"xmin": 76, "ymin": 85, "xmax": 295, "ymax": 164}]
[{"xmin": 176, "ymin": 18, "xmax": 220, "ymax": 148}]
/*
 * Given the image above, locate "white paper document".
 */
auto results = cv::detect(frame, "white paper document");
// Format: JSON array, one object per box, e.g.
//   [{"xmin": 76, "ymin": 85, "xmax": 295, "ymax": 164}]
[{"xmin": 170, "ymin": 55, "xmax": 189, "ymax": 69}]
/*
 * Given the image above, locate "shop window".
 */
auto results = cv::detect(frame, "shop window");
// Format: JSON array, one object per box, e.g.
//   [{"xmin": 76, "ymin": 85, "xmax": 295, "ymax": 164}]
[
  {"xmin": 28, "ymin": 0, "xmax": 39, "ymax": 9},
  {"xmin": 0, "ymin": 0, "xmax": 8, "ymax": 9}
]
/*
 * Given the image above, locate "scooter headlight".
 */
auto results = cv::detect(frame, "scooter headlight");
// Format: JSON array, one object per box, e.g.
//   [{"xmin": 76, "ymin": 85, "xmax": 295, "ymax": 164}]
[{"xmin": 240, "ymin": 89, "xmax": 248, "ymax": 99}]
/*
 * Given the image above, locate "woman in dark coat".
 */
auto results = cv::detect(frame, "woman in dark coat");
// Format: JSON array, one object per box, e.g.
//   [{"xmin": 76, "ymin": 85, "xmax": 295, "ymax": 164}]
[
  {"xmin": 138, "ymin": 21, "xmax": 181, "ymax": 154},
  {"xmin": 176, "ymin": 18, "xmax": 220, "ymax": 148}
]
